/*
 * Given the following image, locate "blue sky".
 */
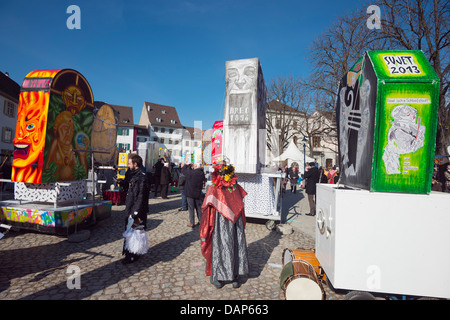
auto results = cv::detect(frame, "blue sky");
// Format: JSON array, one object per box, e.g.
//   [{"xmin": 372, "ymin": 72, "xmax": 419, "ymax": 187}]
[{"xmin": 0, "ymin": 0, "xmax": 364, "ymax": 131}]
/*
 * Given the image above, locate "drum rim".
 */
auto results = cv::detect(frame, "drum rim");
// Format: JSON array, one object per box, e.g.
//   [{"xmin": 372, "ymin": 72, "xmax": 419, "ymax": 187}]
[
  {"xmin": 281, "ymin": 260, "xmax": 321, "ymax": 290},
  {"xmin": 281, "ymin": 248, "xmax": 293, "ymax": 266},
  {"xmin": 283, "ymin": 274, "xmax": 325, "ymax": 300},
  {"xmin": 282, "ymin": 248, "xmax": 315, "ymax": 266}
]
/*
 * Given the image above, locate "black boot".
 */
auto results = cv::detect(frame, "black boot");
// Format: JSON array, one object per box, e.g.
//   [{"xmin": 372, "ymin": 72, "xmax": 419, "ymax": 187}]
[{"xmin": 210, "ymin": 277, "xmax": 223, "ymax": 289}]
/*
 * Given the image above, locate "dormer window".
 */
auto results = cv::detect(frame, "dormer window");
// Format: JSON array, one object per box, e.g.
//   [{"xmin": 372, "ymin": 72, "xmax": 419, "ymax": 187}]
[
  {"xmin": 171, "ymin": 120, "xmax": 176, "ymax": 124},
  {"xmin": 162, "ymin": 110, "xmax": 166, "ymax": 114},
  {"xmin": 156, "ymin": 117, "xmax": 162, "ymax": 122}
]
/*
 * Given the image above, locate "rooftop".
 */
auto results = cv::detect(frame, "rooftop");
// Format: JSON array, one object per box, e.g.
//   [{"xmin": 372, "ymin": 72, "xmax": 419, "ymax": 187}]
[{"xmin": 144, "ymin": 101, "xmax": 183, "ymax": 129}]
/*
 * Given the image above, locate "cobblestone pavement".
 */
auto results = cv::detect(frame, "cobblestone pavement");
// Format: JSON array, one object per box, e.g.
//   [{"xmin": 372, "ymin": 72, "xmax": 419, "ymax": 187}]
[{"xmin": 0, "ymin": 189, "xmax": 344, "ymax": 301}]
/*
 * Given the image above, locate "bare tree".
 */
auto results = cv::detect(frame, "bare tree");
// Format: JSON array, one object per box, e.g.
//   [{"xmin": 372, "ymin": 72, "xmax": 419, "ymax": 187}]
[
  {"xmin": 266, "ymin": 76, "xmax": 339, "ymax": 159},
  {"xmin": 306, "ymin": 7, "xmax": 391, "ymax": 114},
  {"xmin": 375, "ymin": 0, "xmax": 450, "ymax": 155},
  {"xmin": 266, "ymin": 75, "xmax": 305, "ymax": 154}
]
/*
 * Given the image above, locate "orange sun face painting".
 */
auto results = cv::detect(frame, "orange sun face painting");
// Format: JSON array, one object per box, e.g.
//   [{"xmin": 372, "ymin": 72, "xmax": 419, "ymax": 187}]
[
  {"xmin": 12, "ymin": 91, "xmax": 50, "ymax": 183},
  {"xmin": 11, "ymin": 69, "xmax": 94, "ymax": 184}
]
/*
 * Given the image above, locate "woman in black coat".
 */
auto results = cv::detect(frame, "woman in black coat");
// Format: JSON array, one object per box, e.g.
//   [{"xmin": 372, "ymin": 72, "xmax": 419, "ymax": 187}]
[{"xmin": 289, "ymin": 166, "xmax": 300, "ymax": 193}]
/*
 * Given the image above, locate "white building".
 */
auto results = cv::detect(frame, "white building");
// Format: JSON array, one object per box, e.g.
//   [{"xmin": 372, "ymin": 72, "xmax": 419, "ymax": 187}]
[
  {"xmin": 266, "ymin": 100, "xmax": 338, "ymax": 169},
  {"xmin": 138, "ymin": 101, "xmax": 205, "ymax": 164},
  {"xmin": 139, "ymin": 102, "xmax": 184, "ymax": 163},
  {"xmin": 0, "ymin": 71, "xmax": 20, "ymax": 165},
  {"xmin": 181, "ymin": 126, "xmax": 203, "ymax": 163}
]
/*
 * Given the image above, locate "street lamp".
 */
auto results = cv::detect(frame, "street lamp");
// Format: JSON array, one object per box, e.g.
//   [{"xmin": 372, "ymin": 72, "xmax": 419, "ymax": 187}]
[{"xmin": 302, "ymin": 136, "xmax": 307, "ymax": 174}]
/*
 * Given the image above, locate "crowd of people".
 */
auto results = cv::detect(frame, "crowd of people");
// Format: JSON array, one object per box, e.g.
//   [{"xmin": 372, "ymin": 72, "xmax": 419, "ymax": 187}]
[
  {"xmin": 281, "ymin": 162, "xmax": 340, "ymax": 216},
  {"xmin": 120, "ymin": 155, "xmax": 247, "ymax": 288},
  {"xmin": 118, "ymin": 154, "xmax": 450, "ymax": 290},
  {"xmin": 120, "ymin": 156, "xmax": 207, "ymax": 263}
]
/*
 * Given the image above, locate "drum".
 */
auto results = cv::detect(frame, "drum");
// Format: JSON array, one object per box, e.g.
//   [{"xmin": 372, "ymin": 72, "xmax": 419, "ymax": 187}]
[
  {"xmin": 282, "ymin": 248, "xmax": 326, "ymax": 282},
  {"xmin": 280, "ymin": 260, "xmax": 325, "ymax": 300}
]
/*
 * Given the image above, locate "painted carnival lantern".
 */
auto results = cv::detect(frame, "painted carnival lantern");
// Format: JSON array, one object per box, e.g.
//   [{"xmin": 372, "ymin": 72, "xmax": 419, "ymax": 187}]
[
  {"xmin": 223, "ymin": 58, "xmax": 267, "ymax": 174},
  {"xmin": 12, "ymin": 69, "xmax": 94, "ymax": 184},
  {"xmin": 336, "ymin": 50, "xmax": 440, "ymax": 193}
]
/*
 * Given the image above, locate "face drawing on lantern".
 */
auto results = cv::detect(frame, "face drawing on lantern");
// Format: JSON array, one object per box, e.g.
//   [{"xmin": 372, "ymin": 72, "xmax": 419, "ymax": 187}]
[
  {"xmin": 226, "ymin": 60, "xmax": 257, "ymax": 94},
  {"xmin": 226, "ymin": 59, "xmax": 258, "ymax": 125},
  {"xmin": 62, "ymin": 85, "xmax": 86, "ymax": 115},
  {"xmin": 13, "ymin": 91, "xmax": 49, "ymax": 169}
]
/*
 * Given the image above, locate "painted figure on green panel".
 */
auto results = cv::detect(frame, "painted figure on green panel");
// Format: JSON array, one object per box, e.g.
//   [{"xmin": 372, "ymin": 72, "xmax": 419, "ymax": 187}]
[{"xmin": 383, "ymin": 104, "xmax": 425, "ymax": 174}]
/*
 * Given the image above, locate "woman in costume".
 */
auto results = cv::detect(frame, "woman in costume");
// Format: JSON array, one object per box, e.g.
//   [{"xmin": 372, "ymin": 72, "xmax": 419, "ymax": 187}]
[{"xmin": 200, "ymin": 162, "xmax": 249, "ymax": 289}]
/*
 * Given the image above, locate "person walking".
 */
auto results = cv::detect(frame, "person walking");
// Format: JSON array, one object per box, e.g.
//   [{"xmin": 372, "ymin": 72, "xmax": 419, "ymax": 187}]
[
  {"xmin": 327, "ymin": 166, "xmax": 337, "ymax": 184},
  {"xmin": 122, "ymin": 154, "xmax": 149, "ymax": 264},
  {"xmin": 289, "ymin": 166, "xmax": 299, "ymax": 193},
  {"xmin": 178, "ymin": 163, "xmax": 188, "ymax": 212},
  {"xmin": 304, "ymin": 162, "xmax": 320, "ymax": 216},
  {"xmin": 319, "ymin": 166, "xmax": 328, "ymax": 184},
  {"xmin": 153, "ymin": 158, "xmax": 164, "ymax": 197},
  {"xmin": 160, "ymin": 162, "xmax": 171, "ymax": 199},
  {"xmin": 184, "ymin": 162, "xmax": 206, "ymax": 227}
]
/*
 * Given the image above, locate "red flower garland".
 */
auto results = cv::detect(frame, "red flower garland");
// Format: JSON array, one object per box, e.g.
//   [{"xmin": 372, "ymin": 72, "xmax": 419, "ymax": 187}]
[{"xmin": 211, "ymin": 163, "xmax": 238, "ymax": 192}]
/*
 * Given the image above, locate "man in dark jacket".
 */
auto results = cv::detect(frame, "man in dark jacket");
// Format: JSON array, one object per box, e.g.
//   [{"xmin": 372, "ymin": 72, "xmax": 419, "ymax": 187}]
[
  {"xmin": 303, "ymin": 162, "xmax": 319, "ymax": 216},
  {"xmin": 153, "ymin": 158, "xmax": 164, "ymax": 197},
  {"xmin": 122, "ymin": 154, "xmax": 149, "ymax": 264},
  {"xmin": 183, "ymin": 163, "xmax": 206, "ymax": 227},
  {"xmin": 159, "ymin": 162, "xmax": 171, "ymax": 199},
  {"xmin": 178, "ymin": 163, "xmax": 188, "ymax": 211}
]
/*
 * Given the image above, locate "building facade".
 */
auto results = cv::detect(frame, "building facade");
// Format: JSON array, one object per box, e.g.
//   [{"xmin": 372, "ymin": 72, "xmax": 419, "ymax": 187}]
[
  {"xmin": 0, "ymin": 72, "xmax": 20, "ymax": 165},
  {"xmin": 139, "ymin": 101, "xmax": 184, "ymax": 163},
  {"xmin": 266, "ymin": 100, "xmax": 338, "ymax": 168}
]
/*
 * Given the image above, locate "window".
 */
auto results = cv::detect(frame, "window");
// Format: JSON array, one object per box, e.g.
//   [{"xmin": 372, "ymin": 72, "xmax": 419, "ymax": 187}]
[
  {"xmin": 313, "ymin": 136, "xmax": 321, "ymax": 148},
  {"xmin": 3, "ymin": 101, "xmax": 15, "ymax": 118},
  {"xmin": 162, "ymin": 110, "xmax": 166, "ymax": 114},
  {"xmin": 154, "ymin": 127, "xmax": 159, "ymax": 132},
  {"xmin": 153, "ymin": 137, "xmax": 158, "ymax": 142},
  {"xmin": 118, "ymin": 143, "xmax": 130, "ymax": 151},
  {"xmin": 169, "ymin": 139, "xmax": 173, "ymax": 145},
  {"xmin": 169, "ymin": 129, "xmax": 173, "ymax": 134},
  {"xmin": 2, "ymin": 127, "xmax": 13, "ymax": 143},
  {"xmin": 160, "ymin": 138, "xmax": 165, "ymax": 144},
  {"xmin": 276, "ymin": 119, "xmax": 281, "ymax": 129},
  {"xmin": 293, "ymin": 121, "xmax": 297, "ymax": 130},
  {"xmin": 171, "ymin": 120, "xmax": 176, "ymax": 124},
  {"xmin": 185, "ymin": 140, "xmax": 190, "ymax": 147},
  {"xmin": 174, "ymin": 140, "xmax": 179, "ymax": 145},
  {"xmin": 118, "ymin": 128, "xmax": 129, "ymax": 136},
  {"xmin": 161, "ymin": 128, "xmax": 165, "ymax": 133},
  {"xmin": 156, "ymin": 117, "xmax": 162, "ymax": 122}
]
